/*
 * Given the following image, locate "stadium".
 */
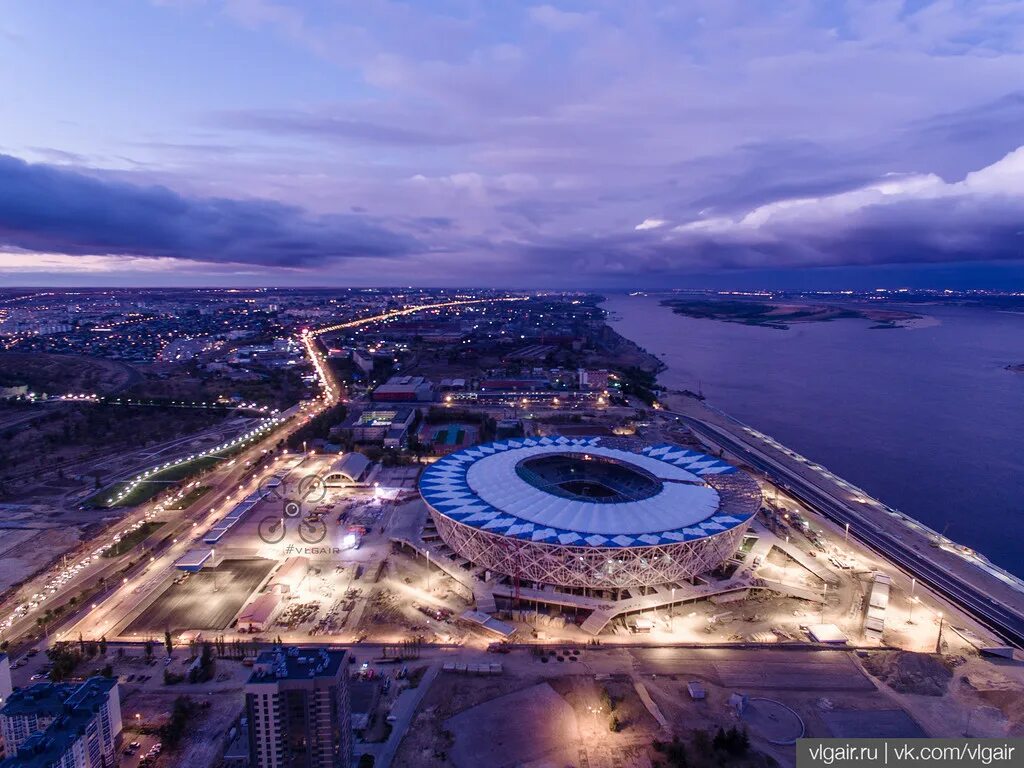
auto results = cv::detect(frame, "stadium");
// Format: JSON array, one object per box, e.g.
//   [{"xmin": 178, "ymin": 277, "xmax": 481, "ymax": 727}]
[{"xmin": 419, "ymin": 436, "xmax": 761, "ymax": 590}]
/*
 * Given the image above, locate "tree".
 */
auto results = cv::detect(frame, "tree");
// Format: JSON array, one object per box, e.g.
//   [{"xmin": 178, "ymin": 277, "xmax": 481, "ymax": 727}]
[
  {"xmin": 164, "ymin": 629, "xmax": 174, "ymax": 657},
  {"xmin": 99, "ymin": 636, "xmax": 107, "ymax": 655},
  {"xmin": 600, "ymin": 686, "xmax": 616, "ymax": 712},
  {"xmin": 46, "ymin": 643, "xmax": 80, "ymax": 682},
  {"xmin": 189, "ymin": 643, "xmax": 215, "ymax": 683},
  {"xmin": 144, "ymin": 640, "xmax": 154, "ymax": 661},
  {"xmin": 652, "ymin": 736, "xmax": 687, "ymax": 768},
  {"xmin": 712, "ymin": 726, "xmax": 749, "ymax": 757},
  {"xmin": 161, "ymin": 696, "xmax": 197, "ymax": 748}
]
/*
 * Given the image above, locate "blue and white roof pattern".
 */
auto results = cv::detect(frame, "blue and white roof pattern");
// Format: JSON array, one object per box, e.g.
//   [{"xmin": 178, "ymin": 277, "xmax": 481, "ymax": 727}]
[{"xmin": 420, "ymin": 436, "xmax": 750, "ymax": 548}]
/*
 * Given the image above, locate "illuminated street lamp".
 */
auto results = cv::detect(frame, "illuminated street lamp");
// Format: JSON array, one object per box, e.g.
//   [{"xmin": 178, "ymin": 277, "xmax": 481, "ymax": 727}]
[
  {"xmin": 936, "ymin": 611, "xmax": 945, "ymax": 654},
  {"xmin": 844, "ymin": 522, "xmax": 850, "ymax": 542}
]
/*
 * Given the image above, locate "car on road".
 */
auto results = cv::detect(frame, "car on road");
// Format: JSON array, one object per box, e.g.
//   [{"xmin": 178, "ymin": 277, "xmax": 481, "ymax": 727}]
[{"xmin": 30, "ymin": 673, "xmax": 46, "ymax": 681}]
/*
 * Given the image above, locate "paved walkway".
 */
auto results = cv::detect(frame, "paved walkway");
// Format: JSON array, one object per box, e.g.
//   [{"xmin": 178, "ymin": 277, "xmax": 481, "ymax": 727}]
[
  {"xmin": 360, "ymin": 662, "xmax": 441, "ymax": 768},
  {"xmin": 631, "ymin": 676, "xmax": 670, "ymax": 731}
]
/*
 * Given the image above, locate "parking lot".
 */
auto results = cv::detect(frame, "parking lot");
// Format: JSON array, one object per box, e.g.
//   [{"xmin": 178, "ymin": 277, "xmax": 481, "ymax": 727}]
[{"xmin": 124, "ymin": 558, "xmax": 275, "ymax": 635}]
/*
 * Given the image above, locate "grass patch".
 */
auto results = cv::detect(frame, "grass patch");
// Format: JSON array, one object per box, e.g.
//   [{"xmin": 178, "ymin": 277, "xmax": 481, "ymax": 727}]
[
  {"xmin": 103, "ymin": 521, "xmax": 165, "ymax": 557},
  {"xmin": 87, "ymin": 455, "xmax": 226, "ymax": 508},
  {"xmin": 85, "ymin": 425, "xmax": 273, "ymax": 509},
  {"xmin": 167, "ymin": 485, "xmax": 212, "ymax": 510}
]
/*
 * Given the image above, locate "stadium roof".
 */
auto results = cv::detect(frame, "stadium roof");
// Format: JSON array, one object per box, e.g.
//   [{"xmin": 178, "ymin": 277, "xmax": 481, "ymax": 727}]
[{"xmin": 420, "ymin": 436, "xmax": 754, "ymax": 548}]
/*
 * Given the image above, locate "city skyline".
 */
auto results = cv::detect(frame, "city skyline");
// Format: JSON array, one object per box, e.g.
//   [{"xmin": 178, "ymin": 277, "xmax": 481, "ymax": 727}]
[{"xmin": 2, "ymin": 2, "xmax": 1024, "ymax": 288}]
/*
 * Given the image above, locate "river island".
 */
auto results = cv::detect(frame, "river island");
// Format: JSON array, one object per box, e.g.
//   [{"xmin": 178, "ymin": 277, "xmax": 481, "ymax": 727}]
[{"xmin": 662, "ymin": 298, "xmax": 920, "ymax": 329}]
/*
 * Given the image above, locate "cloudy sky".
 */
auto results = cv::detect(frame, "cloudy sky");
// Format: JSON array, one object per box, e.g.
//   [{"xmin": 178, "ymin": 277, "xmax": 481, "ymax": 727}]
[{"xmin": 1, "ymin": 0, "xmax": 1024, "ymax": 288}]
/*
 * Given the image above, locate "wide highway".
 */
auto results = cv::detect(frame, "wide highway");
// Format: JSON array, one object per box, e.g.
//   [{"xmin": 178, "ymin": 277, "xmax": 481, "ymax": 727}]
[{"xmin": 670, "ymin": 411, "xmax": 1024, "ymax": 648}]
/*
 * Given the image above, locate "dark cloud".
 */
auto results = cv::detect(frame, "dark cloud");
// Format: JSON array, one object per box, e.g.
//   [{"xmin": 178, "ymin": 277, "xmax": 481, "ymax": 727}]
[
  {"xmin": 674, "ymin": 141, "xmax": 884, "ymax": 217},
  {"xmin": 900, "ymin": 92, "xmax": 1024, "ymax": 178},
  {"xmin": 499, "ymin": 156, "xmax": 1024, "ymax": 283},
  {"xmin": 0, "ymin": 154, "xmax": 419, "ymax": 267}
]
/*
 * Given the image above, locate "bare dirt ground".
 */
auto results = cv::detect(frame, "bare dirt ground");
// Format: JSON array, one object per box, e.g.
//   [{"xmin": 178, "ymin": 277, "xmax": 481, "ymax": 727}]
[
  {"xmin": 116, "ymin": 654, "xmax": 248, "ymax": 768},
  {"xmin": 861, "ymin": 650, "xmax": 953, "ymax": 696},
  {"xmin": 0, "ymin": 352, "xmax": 138, "ymax": 395},
  {"xmin": 395, "ymin": 646, "xmax": 1024, "ymax": 768},
  {"xmin": 393, "ymin": 670, "xmax": 547, "ymax": 768},
  {"xmin": 0, "ymin": 515, "xmax": 84, "ymax": 593},
  {"xmin": 395, "ymin": 670, "xmax": 659, "ymax": 768},
  {"xmin": 859, "ymin": 653, "xmax": 1024, "ymax": 738}
]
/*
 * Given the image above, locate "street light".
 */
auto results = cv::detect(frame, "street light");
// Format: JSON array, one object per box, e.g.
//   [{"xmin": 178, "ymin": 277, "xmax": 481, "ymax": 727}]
[
  {"xmin": 936, "ymin": 611, "xmax": 945, "ymax": 654},
  {"xmin": 844, "ymin": 522, "xmax": 850, "ymax": 542}
]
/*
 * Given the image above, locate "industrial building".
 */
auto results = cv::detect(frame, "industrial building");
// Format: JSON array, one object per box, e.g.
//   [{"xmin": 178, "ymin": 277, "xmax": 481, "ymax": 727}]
[
  {"xmin": 238, "ymin": 593, "xmax": 282, "ymax": 634},
  {"xmin": 419, "ymin": 436, "xmax": 760, "ymax": 590},
  {"xmin": 245, "ymin": 648, "xmax": 351, "ymax": 768},
  {"xmin": 334, "ymin": 407, "xmax": 416, "ymax": 443},
  {"xmin": 323, "ymin": 453, "xmax": 373, "ymax": 486},
  {"xmin": 370, "ymin": 375, "xmax": 434, "ymax": 402}
]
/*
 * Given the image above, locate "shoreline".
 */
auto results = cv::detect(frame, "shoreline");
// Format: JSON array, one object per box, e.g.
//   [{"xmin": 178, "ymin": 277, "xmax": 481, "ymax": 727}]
[
  {"xmin": 659, "ymin": 390, "xmax": 1024, "ymax": 643},
  {"xmin": 598, "ymin": 306, "xmax": 667, "ymax": 376},
  {"xmin": 600, "ymin": 295, "xmax": 1024, "ymax": 641}
]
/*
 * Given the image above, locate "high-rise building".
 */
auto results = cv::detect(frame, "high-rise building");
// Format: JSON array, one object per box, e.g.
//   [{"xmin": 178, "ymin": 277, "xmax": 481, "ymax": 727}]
[
  {"xmin": 245, "ymin": 648, "xmax": 351, "ymax": 768},
  {"xmin": 0, "ymin": 684, "xmax": 72, "ymax": 754},
  {"xmin": 0, "ymin": 656, "xmax": 11, "ymax": 709},
  {"xmin": 0, "ymin": 678, "xmax": 121, "ymax": 768},
  {"xmin": 0, "ymin": 655, "xmax": 11, "ymax": 759}
]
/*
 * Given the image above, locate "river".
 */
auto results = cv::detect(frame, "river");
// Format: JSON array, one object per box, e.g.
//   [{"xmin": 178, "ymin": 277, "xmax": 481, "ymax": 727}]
[{"xmin": 604, "ymin": 294, "xmax": 1024, "ymax": 576}]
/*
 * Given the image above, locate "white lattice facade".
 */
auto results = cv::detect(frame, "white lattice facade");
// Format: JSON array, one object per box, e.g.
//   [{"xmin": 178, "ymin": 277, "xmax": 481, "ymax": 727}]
[
  {"xmin": 420, "ymin": 436, "xmax": 761, "ymax": 590},
  {"xmin": 430, "ymin": 507, "xmax": 750, "ymax": 588}
]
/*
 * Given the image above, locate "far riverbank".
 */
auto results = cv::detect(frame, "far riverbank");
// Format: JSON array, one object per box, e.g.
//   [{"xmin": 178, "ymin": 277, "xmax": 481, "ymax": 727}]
[{"xmin": 603, "ymin": 293, "xmax": 1024, "ymax": 577}]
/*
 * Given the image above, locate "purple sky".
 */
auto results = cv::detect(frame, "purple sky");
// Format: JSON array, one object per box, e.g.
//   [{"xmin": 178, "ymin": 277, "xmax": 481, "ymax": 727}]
[{"xmin": 2, "ymin": 1, "xmax": 1024, "ymax": 288}]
